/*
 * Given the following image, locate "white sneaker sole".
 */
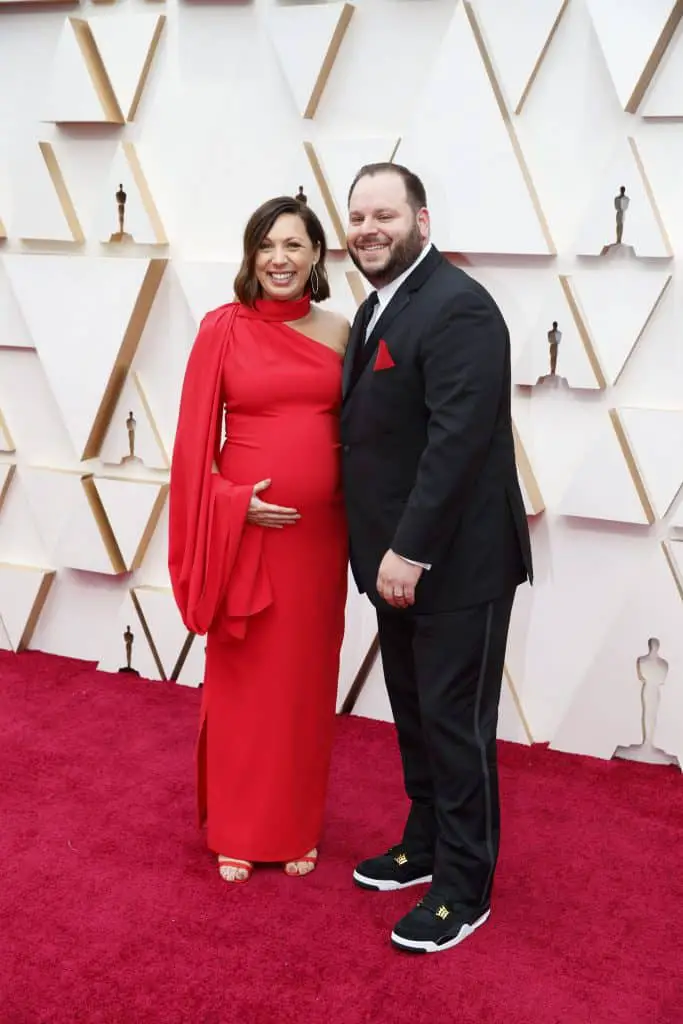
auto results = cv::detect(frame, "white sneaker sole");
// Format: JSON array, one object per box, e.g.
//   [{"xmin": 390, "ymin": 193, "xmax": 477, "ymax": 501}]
[
  {"xmin": 390, "ymin": 908, "xmax": 490, "ymax": 953},
  {"xmin": 353, "ymin": 869, "xmax": 432, "ymax": 891}
]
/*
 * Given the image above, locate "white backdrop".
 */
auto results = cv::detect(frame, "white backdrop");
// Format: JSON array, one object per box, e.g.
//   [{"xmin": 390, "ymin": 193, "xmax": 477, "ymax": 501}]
[{"xmin": 1, "ymin": 0, "xmax": 683, "ymax": 766}]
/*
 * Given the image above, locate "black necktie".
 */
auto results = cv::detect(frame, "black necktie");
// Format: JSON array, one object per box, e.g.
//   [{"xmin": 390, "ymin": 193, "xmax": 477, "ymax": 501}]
[{"xmin": 351, "ymin": 292, "xmax": 379, "ymax": 387}]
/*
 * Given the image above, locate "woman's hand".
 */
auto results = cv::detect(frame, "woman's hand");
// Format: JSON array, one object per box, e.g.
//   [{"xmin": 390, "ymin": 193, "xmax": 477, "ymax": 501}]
[{"xmin": 247, "ymin": 479, "xmax": 300, "ymax": 529}]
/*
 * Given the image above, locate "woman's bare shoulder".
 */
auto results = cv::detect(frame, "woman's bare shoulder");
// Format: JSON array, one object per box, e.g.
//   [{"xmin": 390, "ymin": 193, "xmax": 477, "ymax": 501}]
[{"xmin": 313, "ymin": 307, "xmax": 351, "ymax": 351}]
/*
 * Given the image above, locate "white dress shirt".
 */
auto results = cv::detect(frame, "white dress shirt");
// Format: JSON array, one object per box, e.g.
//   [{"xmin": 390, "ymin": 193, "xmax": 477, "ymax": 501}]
[
  {"xmin": 365, "ymin": 243, "xmax": 434, "ymax": 571},
  {"xmin": 364, "ymin": 242, "xmax": 433, "ymax": 341}
]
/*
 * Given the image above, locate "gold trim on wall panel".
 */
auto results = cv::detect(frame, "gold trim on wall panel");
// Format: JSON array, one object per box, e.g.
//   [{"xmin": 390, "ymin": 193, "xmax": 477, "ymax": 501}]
[
  {"xmin": 16, "ymin": 569, "xmax": 56, "ymax": 653},
  {"xmin": 304, "ymin": 2, "xmax": 354, "ymax": 119},
  {"xmin": 111, "ymin": 479, "xmax": 168, "ymax": 571},
  {"xmin": 628, "ymin": 136, "xmax": 674, "ymax": 256},
  {"xmin": 559, "ymin": 276, "xmax": 607, "ymax": 390},
  {"xmin": 345, "ymin": 269, "xmax": 366, "ymax": 308},
  {"xmin": 0, "ymin": 465, "xmax": 16, "ymax": 514},
  {"xmin": 0, "ymin": 408, "xmax": 16, "ymax": 453},
  {"xmin": 126, "ymin": 15, "xmax": 166, "ymax": 122},
  {"xmin": 82, "ymin": 258, "xmax": 167, "ymax": 460},
  {"xmin": 515, "ymin": 0, "xmax": 569, "ymax": 114},
  {"xmin": 122, "ymin": 142, "xmax": 168, "ymax": 244},
  {"xmin": 81, "ymin": 475, "xmax": 127, "ymax": 573},
  {"xmin": 133, "ymin": 370, "xmax": 170, "ymax": 466},
  {"xmin": 130, "ymin": 587, "xmax": 166, "ymax": 679},
  {"xmin": 627, "ymin": 0, "xmax": 683, "ymax": 113},
  {"xmin": 662, "ymin": 540, "xmax": 683, "ymax": 602},
  {"xmin": 617, "ymin": 273, "xmax": 671, "ymax": 386},
  {"xmin": 464, "ymin": 1, "xmax": 556, "ymax": 255},
  {"xmin": 340, "ymin": 633, "xmax": 380, "ymax": 715},
  {"xmin": 69, "ymin": 18, "xmax": 124, "ymax": 124},
  {"xmin": 91, "ymin": 477, "xmax": 169, "ymax": 571},
  {"xmin": 511, "ymin": 420, "xmax": 544, "ymax": 515},
  {"xmin": 609, "ymin": 409, "xmax": 655, "ymax": 525},
  {"xmin": 171, "ymin": 631, "xmax": 196, "ymax": 681},
  {"xmin": 303, "ymin": 141, "xmax": 346, "ymax": 248},
  {"xmin": 37, "ymin": 142, "xmax": 85, "ymax": 244},
  {"xmin": 503, "ymin": 665, "xmax": 534, "ymax": 744}
]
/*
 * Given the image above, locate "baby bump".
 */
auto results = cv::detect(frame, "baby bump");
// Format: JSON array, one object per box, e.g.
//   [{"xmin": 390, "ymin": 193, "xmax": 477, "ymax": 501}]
[{"xmin": 219, "ymin": 415, "xmax": 343, "ymax": 509}]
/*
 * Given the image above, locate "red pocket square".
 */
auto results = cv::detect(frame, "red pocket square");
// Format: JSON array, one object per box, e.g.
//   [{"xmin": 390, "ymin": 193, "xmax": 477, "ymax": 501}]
[{"xmin": 374, "ymin": 339, "xmax": 395, "ymax": 371}]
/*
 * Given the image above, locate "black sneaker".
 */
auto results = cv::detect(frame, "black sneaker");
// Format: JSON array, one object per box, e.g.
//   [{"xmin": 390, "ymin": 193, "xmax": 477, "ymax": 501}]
[
  {"xmin": 352, "ymin": 845, "xmax": 433, "ymax": 891},
  {"xmin": 390, "ymin": 891, "xmax": 490, "ymax": 953}
]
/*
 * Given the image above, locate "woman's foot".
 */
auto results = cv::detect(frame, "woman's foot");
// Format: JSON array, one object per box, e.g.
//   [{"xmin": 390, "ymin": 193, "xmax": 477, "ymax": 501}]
[
  {"xmin": 284, "ymin": 848, "xmax": 318, "ymax": 877},
  {"xmin": 218, "ymin": 855, "xmax": 253, "ymax": 883}
]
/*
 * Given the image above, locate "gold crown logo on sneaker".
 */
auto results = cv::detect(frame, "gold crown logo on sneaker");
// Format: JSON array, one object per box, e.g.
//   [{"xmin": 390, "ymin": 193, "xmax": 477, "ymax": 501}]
[
  {"xmin": 435, "ymin": 905, "xmax": 450, "ymax": 920},
  {"xmin": 394, "ymin": 851, "xmax": 408, "ymax": 866}
]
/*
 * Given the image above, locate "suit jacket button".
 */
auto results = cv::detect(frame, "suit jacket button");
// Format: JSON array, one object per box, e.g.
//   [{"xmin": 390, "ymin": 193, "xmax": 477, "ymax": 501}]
[{"xmin": 343, "ymin": 444, "xmax": 351, "ymax": 453}]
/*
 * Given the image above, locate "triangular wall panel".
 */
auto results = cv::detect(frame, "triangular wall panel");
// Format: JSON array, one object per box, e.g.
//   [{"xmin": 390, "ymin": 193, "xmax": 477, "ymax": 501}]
[
  {"xmin": 44, "ymin": 17, "xmax": 124, "ymax": 125},
  {"xmin": 617, "ymin": 407, "xmax": 683, "ymax": 519},
  {"xmin": 268, "ymin": 2, "xmax": 354, "ymax": 119},
  {"xmin": 512, "ymin": 421, "xmax": 544, "ymax": 516},
  {"xmin": 4, "ymin": 255, "xmax": 167, "ymax": 460},
  {"xmin": 99, "ymin": 370, "xmax": 169, "ymax": 471},
  {"xmin": 513, "ymin": 276, "xmax": 602, "ymax": 390},
  {"xmin": 132, "ymin": 586, "xmax": 188, "ymax": 680},
  {"xmin": 19, "ymin": 467, "xmax": 83, "ymax": 564},
  {"xmin": 94, "ymin": 143, "xmax": 167, "ymax": 245},
  {"xmin": 0, "ymin": 260, "xmax": 34, "ymax": 350},
  {"xmin": 88, "ymin": 13, "xmax": 166, "ymax": 123},
  {"xmin": 0, "ymin": 564, "xmax": 55, "ymax": 652},
  {"xmin": 552, "ymin": 544, "xmax": 683, "ymax": 763},
  {"xmin": 0, "ymin": 408, "xmax": 15, "ymax": 453},
  {"xmin": 54, "ymin": 476, "xmax": 126, "ymax": 575},
  {"xmin": 11, "ymin": 143, "xmax": 84, "ymax": 243},
  {"xmin": 642, "ymin": 21, "xmax": 683, "ymax": 117},
  {"xmin": 558, "ymin": 411, "xmax": 653, "ymax": 525},
  {"xmin": 174, "ymin": 261, "xmax": 240, "ymax": 330},
  {"xmin": 97, "ymin": 590, "xmax": 163, "ymax": 680},
  {"xmin": 585, "ymin": 0, "xmax": 683, "ymax": 112},
  {"xmin": 569, "ymin": 269, "xmax": 671, "ymax": 385},
  {"xmin": 395, "ymin": 2, "xmax": 554, "ymax": 255},
  {"xmin": 473, "ymin": 0, "xmax": 569, "ymax": 113},
  {"xmin": 92, "ymin": 478, "xmax": 168, "ymax": 572},
  {"xmin": 574, "ymin": 137, "xmax": 672, "ymax": 257},
  {"xmin": 0, "ymin": 465, "xmax": 16, "ymax": 514}
]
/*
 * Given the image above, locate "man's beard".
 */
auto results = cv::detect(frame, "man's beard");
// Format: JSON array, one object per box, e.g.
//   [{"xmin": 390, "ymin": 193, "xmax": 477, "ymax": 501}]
[{"xmin": 349, "ymin": 221, "xmax": 425, "ymax": 288}]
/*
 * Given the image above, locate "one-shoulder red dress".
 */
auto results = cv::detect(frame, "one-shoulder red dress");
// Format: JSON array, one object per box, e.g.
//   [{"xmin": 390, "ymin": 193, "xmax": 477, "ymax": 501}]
[{"xmin": 169, "ymin": 294, "xmax": 348, "ymax": 861}]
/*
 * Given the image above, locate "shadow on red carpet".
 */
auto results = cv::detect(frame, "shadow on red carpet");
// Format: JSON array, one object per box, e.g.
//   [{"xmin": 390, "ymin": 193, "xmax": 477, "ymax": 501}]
[{"xmin": 1, "ymin": 651, "xmax": 682, "ymax": 1024}]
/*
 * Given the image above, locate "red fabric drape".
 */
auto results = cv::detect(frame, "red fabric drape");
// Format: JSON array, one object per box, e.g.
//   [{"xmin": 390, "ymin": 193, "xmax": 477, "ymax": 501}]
[{"xmin": 168, "ymin": 304, "xmax": 272, "ymax": 640}]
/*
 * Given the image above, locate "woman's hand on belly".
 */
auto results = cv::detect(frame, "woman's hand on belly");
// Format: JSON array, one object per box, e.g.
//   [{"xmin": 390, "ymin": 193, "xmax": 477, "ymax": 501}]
[{"xmin": 247, "ymin": 479, "xmax": 301, "ymax": 529}]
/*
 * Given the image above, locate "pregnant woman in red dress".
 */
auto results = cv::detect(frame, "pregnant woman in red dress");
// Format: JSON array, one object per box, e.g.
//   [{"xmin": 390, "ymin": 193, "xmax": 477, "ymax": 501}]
[{"xmin": 169, "ymin": 195, "xmax": 349, "ymax": 883}]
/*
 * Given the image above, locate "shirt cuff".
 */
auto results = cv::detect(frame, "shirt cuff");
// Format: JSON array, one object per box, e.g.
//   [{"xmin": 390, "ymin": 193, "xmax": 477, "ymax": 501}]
[{"xmin": 396, "ymin": 554, "xmax": 431, "ymax": 570}]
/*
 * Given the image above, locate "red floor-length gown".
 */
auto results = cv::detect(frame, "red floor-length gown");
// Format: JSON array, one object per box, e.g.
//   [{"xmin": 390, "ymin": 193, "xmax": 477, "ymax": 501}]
[{"xmin": 169, "ymin": 294, "xmax": 348, "ymax": 862}]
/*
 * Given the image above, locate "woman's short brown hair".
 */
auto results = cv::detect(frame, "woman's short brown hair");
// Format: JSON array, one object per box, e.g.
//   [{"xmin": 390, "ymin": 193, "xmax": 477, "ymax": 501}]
[{"xmin": 233, "ymin": 195, "xmax": 331, "ymax": 306}]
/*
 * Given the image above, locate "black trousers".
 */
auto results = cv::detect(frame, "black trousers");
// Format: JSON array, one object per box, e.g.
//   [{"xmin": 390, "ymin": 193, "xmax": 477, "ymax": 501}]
[{"xmin": 376, "ymin": 590, "xmax": 516, "ymax": 910}]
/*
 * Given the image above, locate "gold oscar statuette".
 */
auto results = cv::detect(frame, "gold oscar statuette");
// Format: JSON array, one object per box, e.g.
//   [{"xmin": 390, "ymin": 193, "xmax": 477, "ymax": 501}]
[
  {"xmin": 118, "ymin": 624, "xmax": 140, "ymax": 676},
  {"xmin": 120, "ymin": 410, "xmax": 143, "ymax": 465},
  {"xmin": 110, "ymin": 183, "xmax": 134, "ymax": 243},
  {"xmin": 601, "ymin": 186, "xmax": 634, "ymax": 257}
]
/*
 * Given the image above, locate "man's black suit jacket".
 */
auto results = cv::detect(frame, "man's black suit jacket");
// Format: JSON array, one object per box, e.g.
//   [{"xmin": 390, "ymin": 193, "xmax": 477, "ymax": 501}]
[{"xmin": 340, "ymin": 245, "xmax": 532, "ymax": 613}]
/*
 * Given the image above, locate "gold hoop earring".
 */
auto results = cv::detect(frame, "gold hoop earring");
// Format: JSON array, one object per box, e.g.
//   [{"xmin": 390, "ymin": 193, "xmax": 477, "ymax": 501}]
[{"xmin": 310, "ymin": 264, "xmax": 320, "ymax": 299}]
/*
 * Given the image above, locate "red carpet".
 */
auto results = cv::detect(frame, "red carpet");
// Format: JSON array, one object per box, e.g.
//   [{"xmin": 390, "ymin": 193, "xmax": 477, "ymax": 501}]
[{"xmin": 1, "ymin": 651, "xmax": 682, "ymax": 1024}]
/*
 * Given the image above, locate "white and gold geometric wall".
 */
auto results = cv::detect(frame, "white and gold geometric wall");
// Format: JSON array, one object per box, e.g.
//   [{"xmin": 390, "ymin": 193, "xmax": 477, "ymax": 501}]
[{"xmin": 1, "ymin": 0, "xmax": 683, "ymax": 767}]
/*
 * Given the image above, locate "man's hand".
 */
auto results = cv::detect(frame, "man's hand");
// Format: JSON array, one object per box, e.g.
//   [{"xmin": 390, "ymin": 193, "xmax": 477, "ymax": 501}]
[{"xmin": 376, "ymin": 550, "xmax": 423, "ymax": 608}]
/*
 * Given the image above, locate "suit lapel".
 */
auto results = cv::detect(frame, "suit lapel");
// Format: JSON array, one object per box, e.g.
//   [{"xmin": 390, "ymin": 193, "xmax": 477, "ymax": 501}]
[
  {"xmin": 343, "ymin": 246, "xmax": 444, "ymax": 403},
  {"xmin": 342, "ymin": 305, "xmax": 366, "ymax": 400},
  {"xmin": 359, "ymin": 291, "xmax": 410, "ymax": 374}
]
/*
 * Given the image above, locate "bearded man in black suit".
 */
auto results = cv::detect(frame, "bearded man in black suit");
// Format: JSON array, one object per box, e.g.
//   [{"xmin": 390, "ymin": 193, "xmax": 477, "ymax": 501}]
[{"xmin": 341, "ymin": 163, "xmax": 532, "ymax": 954}]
